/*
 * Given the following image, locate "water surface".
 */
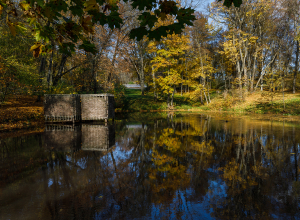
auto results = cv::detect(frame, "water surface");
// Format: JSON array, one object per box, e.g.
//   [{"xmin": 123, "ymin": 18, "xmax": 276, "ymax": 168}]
[{"xmin": 1, "ymin": 113, "xmax": 300, "ymax": 219}]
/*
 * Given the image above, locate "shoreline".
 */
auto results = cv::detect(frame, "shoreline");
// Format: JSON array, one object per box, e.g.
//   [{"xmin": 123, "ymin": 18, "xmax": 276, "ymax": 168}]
[
  {"xmin": 1, "ymin": 92, "xmax": 299, "ymax": 134},
  {"xmin": 1, "ymin": 108, "xmax": 299, "ymax": 135}
]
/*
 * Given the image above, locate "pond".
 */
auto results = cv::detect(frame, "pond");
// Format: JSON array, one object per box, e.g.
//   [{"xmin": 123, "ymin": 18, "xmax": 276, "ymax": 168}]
[{"xmin": 0, "ymin": 113, "xmax": 300, "ymax": 219}]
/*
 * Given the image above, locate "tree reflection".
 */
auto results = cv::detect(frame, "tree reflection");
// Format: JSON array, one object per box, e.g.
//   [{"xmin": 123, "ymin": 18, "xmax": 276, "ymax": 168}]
[{"xmin": 0, "ymin": 115, "xmax": 299, "ymax": 219}]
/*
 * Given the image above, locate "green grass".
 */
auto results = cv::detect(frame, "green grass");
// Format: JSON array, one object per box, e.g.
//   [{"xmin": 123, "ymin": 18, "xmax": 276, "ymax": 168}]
[
  {"xmin": 245, "ymin": 98, "xmax": 300, "ymax": 115},
  {"xmin": 121, "ymin": 89, "xmax": 300, "ymax": 116},
  {"xmin": 122, "ymin": 89, "xmax": 196, "ymax": 111},
  {"xmin": 123, "ymin": 89, "xmax": 166, "ymax": 111}
]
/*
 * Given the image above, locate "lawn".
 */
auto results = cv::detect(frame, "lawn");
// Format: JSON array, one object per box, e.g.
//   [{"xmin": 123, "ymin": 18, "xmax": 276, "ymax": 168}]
[{"xmin": 121, "ymin": 89, "xmax": 198, "ymax": 111}]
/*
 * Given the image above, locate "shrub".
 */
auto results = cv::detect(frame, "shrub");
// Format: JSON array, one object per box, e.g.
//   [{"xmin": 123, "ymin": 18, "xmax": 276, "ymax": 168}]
[
  {"xmin": 48, "ymin": 81, "xmax": 76, "ymax": 94},
  {"xmin": 109, "ymin": 83, "xmax": 126, "ymax": 108}
]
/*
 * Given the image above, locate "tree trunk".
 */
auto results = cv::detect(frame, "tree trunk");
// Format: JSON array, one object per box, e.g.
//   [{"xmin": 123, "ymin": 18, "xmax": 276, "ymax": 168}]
[
  {"xmin": 293, "ymin": 40, "xmax": 299, "ymax": 94},
  {"xmin": 37, "ymin": 56, "xmax": 46, "ymax": 102},
  {"xmin": 203, "ymin": 89, "xmax": 208, "ymax": 105},
  {"xmin": 181, "ymin": 72, "xmax": 183, "ymax": 96},
  {"xmin": 200, "ymin": 89, "xmax": 203, "ymax": 105},
  {"xmin": 140, "ymin": 53, "xmax": 145, "ymax": 96},
  {"xmin": 92, "ymin": 56, "xmax": 97, "ymax": 94},
  {"xmin": 47, "ymin": 44, "xmax": 54, "ymax": 89},
  {"xmin": 52, "ymin": 54, "xmax": 68, "ymax": 87},
  {"xmin": 171, "ymin": 85, "xmax": 175, "ymax": 106},
  {"xmin": 152, "ymin": 66, "xmax": 156, "ymax": 100},
  {"xmin": 232, "ymin": 35, "xmax": 242, "ymax": 95},
  {"xmin": 251, "ymin": 49, "xmax": 257, "ymax": 92},
  {"xmin": 207, "ymin": 83, "xmax": 211, "ymax": 103},
  {"xmin": 282, "ymin": 67, "xmax": 286, "ymax": 111}
]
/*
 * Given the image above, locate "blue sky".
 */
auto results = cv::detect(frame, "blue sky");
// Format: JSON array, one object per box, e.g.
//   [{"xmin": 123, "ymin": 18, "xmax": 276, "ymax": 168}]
[{"xmin": 195, "ymin": 0, "xmax": 215, "ymax": 14}]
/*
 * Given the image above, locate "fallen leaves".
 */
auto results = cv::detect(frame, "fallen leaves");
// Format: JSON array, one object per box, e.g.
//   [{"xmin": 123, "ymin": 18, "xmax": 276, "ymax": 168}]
[{"xmin": 0, "ymin": 95, "xmax": 44, "ymax": 132}]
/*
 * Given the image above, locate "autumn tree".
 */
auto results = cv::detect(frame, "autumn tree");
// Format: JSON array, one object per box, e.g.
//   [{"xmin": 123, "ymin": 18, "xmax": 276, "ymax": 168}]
[
  {"xmin": 188, "ymin": 12, "xmax": 215, "ymax": 104},
  {"xmin": 208, "ymin": 0, "xmax": 300, "ymax": 105},
  {"xmin": 147, "ymin": 16, "xmax": 190, "ymax": 107}
]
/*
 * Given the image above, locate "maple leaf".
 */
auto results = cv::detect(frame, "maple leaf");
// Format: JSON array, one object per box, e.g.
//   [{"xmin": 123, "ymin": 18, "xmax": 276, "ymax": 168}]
[
  {"xmin": 69, "ymin": 5, "xmax": 83, "ymax": 17},
  {"xmin": 84, "ymin": 0, "xmax": 99, "ymax": 11},
  {"xmin": 81, "ymin": 16, "xmax": 94, "ymax": 34},
  {"xmin": 30, "ymin": 42, "xmax": 43, "ymax": 58},
  {"xmin": 129, "ymin": 27, "xmax": 148, "ymax": 41},
  {"xmin": 160, "ymin": 0, "xmax": 176, "ymax": 15},
  {"xmin": 131, "ymin": 0, "xmax": 156, "ymax": 11},
  {"xmin": 6, "ymin": 16, "xmax": 16, "ymax": 36},
  {"xmin": 139, "ymin": 12, "xmax": 157, "ymax": 28},
  {"xmin": 107, "ymin": 0, "xmax": 119, "ymax": 6},
  {"xmin": 219, "ymin": 0, "xmax": 243, "ymax": 7},
  {"xmin": 19, "ymin": 1, "xmax": 30, "ymax": 11},
  {"xmin": 105, "ymin": 11, "xmax": 122, "ymax": 29},
  {"xmin": 58, "ymin": 42, "xmax": 75, "ymax": 56},
  {"xmin": 43, "ymin": 6, "xmax": 56, "ymax": 20},
  {"xmin": 79, "ymin": 40, "xmax": 97, "ymax": 54}
]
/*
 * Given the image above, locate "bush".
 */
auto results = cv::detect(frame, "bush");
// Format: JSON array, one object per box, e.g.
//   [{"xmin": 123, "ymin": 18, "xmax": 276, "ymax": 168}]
[
  {"xmin": 0, "ymin": 56, "xmax": 22, "ymax": 103},
  {"xmin": 48, "ymin": 81, "xmax": 76, "ymax": 94},
  {"xmin": 109, "ymin": 83, "xmax": 126, "ymax": 108}
]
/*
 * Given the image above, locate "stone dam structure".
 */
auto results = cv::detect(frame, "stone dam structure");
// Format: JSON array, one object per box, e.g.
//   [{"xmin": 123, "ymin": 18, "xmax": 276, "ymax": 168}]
[{"xmin": 44, "ymin": 94, "xmax": 115, "ymax": 123}]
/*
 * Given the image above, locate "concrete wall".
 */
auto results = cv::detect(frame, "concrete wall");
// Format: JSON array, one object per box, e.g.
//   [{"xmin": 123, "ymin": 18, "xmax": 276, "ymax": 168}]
[
  {"xmin": 44, "ymin": 94, "xmax": 115, "ymax": 122},
  {"xmin": 44, "ymin": 94, "xmax": 81, "ymax": 122},
  {"xmin": 80, "ymin": 94, "xmax": 111, "ymax": 120}
]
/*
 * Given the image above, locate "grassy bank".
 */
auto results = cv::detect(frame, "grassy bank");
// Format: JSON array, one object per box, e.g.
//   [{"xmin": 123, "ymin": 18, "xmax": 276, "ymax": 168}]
[
  {"xmin": 120, "ymin": 89, "xmax": 203, "ymax": 111},
  {"xmin": 120, "ymin": 88, "xmax": 300, "ymax": 115},
  {"xmin": 202, "ymin": 91, "xmax": 300, "ymax": 115},
  {"xmin": 0, "ymin": 89, "xmax": 299, "ymax": 132}
]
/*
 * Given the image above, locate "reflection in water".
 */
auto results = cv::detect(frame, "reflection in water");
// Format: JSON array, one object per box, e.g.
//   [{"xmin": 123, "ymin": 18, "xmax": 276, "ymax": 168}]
[
  {"xmin": 81, "ymin": 124, "xmax": 115, "ymax": 151},
  {"xmin": 45, "ymin": 125, "xmax": 81, "ymax": 152},
  {"xmin": 44, "ymin": 124, "xmax": 115, "ymax": 152},
  {"xmin": 0, "ymin": 114, "xmax": 300, "ymax": 219}
]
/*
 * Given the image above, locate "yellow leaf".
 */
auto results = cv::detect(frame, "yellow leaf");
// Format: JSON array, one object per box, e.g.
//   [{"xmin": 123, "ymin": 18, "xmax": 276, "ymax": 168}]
[
  {"xmin": 84, "ymin": 0, "xmax": 99, "ymax": 11},
  {"xmin": 30, "ymin": 42, "xmax": 43, "ymax": 58},
  {"xmin": 81, "ymin": 16, "xmax": 94, "ymax": 34},
  {"xmin": 6, "ymin": 17, "xmax": 16, "ymax": 36},
  {"xmin": 107, "ymin": 0, "xmax": 119, "ymax": 6},
  {"xmin": 160, "ymin": 12, "xmax": 167, "ymax": 21},
  {"xmin": 19, "ymin": 1, "xmax": 30, "ymax": 11},
  {"xmin": 44, "ymin": 7, "xmax": 55, "ymax": 19},
  {"xmin": 29, "ymin": 17, "xmax": 36, "ymax": 25},
  {"xmin": 30, "ymin": 42, "xmax": 41, "ymax": 51},
  {"xmin": 0, "ymin": 5, "xmax": 3, "ymax": 16}
]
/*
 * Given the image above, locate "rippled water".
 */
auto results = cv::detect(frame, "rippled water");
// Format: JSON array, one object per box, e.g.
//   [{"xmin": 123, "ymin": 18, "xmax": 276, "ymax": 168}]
[{"xmin": 0, "ymin": 113, "xmax": 300, "ymax": 219}]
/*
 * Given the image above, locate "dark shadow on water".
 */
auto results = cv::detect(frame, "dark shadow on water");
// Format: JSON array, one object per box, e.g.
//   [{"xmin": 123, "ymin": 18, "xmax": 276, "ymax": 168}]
[{"xmin": 0, "ymin": 113, "xmax": 300, "ymax": 219}]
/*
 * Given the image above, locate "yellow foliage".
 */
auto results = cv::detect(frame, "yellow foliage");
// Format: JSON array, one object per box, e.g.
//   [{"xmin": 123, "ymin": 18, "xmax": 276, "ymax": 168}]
[
  {"xmin": 30, "ymin": 42, "xmax": 43, "ymax": 58},
  {"xmin": 6, "ymin": 16, "xmax": 16, "ymax": 36},
  {"xmin": 0, "ymin": 5, "xmax": 3, "ymax": 16},
  {"xmin": 84, "ymin": 0, "xmax": 99, "ymax": 11},
  {"xmin": 19, "ymin": 1, "xmax": 30, "ymax": 11}
]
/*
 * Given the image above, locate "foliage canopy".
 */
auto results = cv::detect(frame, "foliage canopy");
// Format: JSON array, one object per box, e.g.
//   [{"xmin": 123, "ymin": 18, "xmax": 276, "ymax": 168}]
[{"xmin": 0, "ymin": 0, "xmax": 242, "ymax": 57}]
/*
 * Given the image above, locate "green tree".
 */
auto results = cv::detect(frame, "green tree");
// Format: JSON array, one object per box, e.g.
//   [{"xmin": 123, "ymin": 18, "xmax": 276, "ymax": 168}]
[{"xmin": 0, "ymin": 0, "xmax": 244, "ymax": 57}]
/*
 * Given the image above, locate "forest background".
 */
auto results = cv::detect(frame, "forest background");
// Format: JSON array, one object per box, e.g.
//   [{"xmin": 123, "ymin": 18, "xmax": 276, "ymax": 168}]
[{"xmin": 0, "ymin": 0, "xmax": 300, "ymax": 131}]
